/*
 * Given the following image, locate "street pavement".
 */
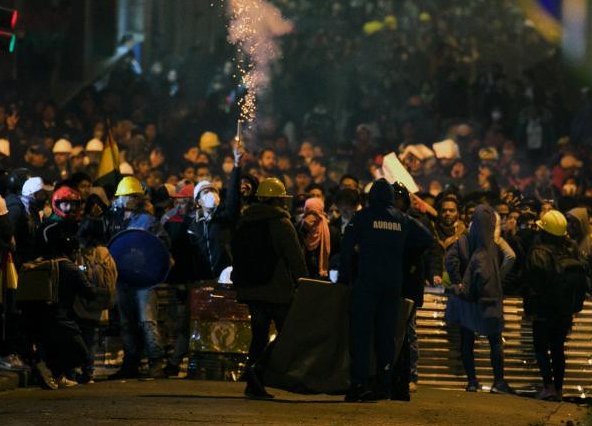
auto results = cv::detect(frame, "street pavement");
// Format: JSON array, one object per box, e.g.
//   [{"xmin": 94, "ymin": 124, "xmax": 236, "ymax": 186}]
[{"xmin": 0, "ymin": 379, "xmax": 589, "ymax": 426}]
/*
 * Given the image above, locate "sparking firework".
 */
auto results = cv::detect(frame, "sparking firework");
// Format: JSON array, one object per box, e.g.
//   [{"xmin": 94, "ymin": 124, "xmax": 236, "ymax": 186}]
[{"xmin": 226, "ymin": 0, "xmax": 293, "ymax": 123}]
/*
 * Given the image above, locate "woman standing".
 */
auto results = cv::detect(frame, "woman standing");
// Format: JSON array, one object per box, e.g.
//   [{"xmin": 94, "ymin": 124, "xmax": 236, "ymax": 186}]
[
  {"xmin": 296, "ymin": 197, "xmax": 333, "ymax": 279},
  {"xmin": 445, "ymin": 204, "xmax": 516, "ymax": 393}
]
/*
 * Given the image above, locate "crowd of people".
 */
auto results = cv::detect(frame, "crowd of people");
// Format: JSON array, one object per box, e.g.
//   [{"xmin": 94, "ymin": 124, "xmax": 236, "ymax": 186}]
[{"xmin": 0, "ymin": 37, "xmax": 589, "ymax": 402}]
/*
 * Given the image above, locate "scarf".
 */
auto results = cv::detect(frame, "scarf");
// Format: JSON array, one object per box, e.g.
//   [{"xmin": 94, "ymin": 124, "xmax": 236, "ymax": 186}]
[{"xmin": 300, "ymin": 197, "xmax": 330, "ymax": 277}]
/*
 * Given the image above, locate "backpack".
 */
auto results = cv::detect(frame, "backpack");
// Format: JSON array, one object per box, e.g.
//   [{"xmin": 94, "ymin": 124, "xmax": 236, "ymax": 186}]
[
  {"xmin": 73, "ymin": 246, "xmax": 118, "ymax": 320},
  {"xmin": 16, "ymin": 258, "xmax": 66, "ymax": 303},
  {"xmin": 541, "ymin": 246, "xmax": 590, "ymax": 314},
  {"xmin": 231, "ymin": 219, "xmax": 279, "ymax": 288}
]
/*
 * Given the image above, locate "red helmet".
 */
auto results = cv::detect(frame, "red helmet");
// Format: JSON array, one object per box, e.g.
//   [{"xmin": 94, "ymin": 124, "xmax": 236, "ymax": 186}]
[{"xmin": 51, "ymin": 186, "xmax": 82, "ymax": 220}]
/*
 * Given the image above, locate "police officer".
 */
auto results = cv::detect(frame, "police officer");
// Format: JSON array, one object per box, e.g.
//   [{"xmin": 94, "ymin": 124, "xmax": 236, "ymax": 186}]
[{"xmin": 339, "ymin": 179, "xmax": 432, "ymax": 402}]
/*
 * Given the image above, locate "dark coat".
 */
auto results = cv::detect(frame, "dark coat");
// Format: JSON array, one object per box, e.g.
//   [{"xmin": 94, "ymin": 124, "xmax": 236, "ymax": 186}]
[
  {"xmin": 162, "ymin": 208, "xmax": 195, "ymax": 284},
  {"xmin": 524, "ymin": 233, "xmax": 580, "ymax": 320},
  {"xmin": 338, "ymin": 179, "xmax": 433, "ymax": 290},
  {"xmin": 444, "ymin": 205, "xmax": 514, "ymax": 335},
  {"xmin": 233, "ymin": 203, "xmax": 308, "ymax": 305},
  {"xmin": 7, "ymin": 194, "xmax": 40, "ymax": 266},
  {"xmin": 188, "ymin": 167, "xmax": 240, "ymax": 280}
]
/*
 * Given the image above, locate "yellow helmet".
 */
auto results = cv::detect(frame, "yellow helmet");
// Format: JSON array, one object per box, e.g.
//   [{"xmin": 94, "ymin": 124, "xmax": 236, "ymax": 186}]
[
  {"xmin": 115, "ymin": 176, "xmax": 144, "ymax": 197},
  {"xmin": 256, "ymin": 178, "xmax": 292, "ymax": 198},
  {"xmin": 199, "ymin": 131, "xmax": 220, "ymax": 152},
  {"xmin": 536, "ymin": 210, "xmax": 567, "ymax": 237}
]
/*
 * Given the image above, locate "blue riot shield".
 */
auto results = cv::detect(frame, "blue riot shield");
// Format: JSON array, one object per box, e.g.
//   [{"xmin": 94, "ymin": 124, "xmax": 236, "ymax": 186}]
[{"xmin": 108, "ymin": 229, "xmax": 170, "ymax": 288}]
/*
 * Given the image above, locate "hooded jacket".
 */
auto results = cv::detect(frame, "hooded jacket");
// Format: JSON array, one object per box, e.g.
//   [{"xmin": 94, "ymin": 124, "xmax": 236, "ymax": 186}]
[
  {"xmin": 233, "ymin": 203, "xmax": 307, "ymax": 304},
  {"xmin": 339, "ymin": 179, "xmax": 433, "ymax": 290},
  {"xmin": 567, "ymin": 207, "xmax": 592, "ymax": 265},
  {"xmin": 453, "ymin": 205, "xmax": 506, "ymax": 319}
]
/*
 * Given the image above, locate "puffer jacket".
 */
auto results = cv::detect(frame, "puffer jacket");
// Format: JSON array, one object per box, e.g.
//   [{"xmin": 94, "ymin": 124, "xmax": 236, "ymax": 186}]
[{"xmin": 233, "ymin": 203, "xmax": 307, "ymax": 305}]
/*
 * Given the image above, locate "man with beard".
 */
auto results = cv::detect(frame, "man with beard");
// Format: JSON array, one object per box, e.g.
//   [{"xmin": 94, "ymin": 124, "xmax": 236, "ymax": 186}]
[
  {"xmin": 430, "ymin": 194, "xmax": 466, "ymax": 286},
  {"xmin": 258, "ymin": 148, "xmax": 278, "ymax": 179}
]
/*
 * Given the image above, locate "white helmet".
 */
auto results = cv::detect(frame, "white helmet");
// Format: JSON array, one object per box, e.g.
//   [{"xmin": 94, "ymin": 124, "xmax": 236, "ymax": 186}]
[
  {"xmin": 85, "ymin": 138, "xmax": 104, "ymax": 152},
  {"xmin": 53, "ymin": 139, "xmax": 72, "ymax": 154},
  {"xmin": 119, "ymin": 162, "xmax": 134, "ymax": 175}
]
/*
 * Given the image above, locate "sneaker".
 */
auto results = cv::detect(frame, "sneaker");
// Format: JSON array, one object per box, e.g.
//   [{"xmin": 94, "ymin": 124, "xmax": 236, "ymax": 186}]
[
  {"xmin": 35, "ymin": 361, "xmax": 58, "ymax": 390},
  {"xmin": 344, "ymin": 384, "xmax": 374, "ymax": 402},
  {"xmin": 77, "ymin": 371, "xmax": 94, "ymax": 384},
  {"xmin": 490, "ymin": 380, "xmax": 515, "ymax": 395},
  {"xmin": 537, "ymin": 386, "xmax": 559, "ymax": 401},
  {"xmin": 57, "ymin": 376, "xmax": 78, "ymax": 389},
  {"xmin": 147, "ymin": 364, "xmax": 166, "ymax": 379},
  {"xmin": 465, "ymin": 380, "xmax": 481, "ymax": 392},
  {"xmin": 244, "ymin": 366, "xmax": 273, "ymax": 399},
  {"xmin": 108, "ymin": 366, "xmax": 140, "ymax": 380},
  {"xmin": 163, "ymin": 363, "xmax": 180, "ymax": 377},
  {"xmin": 0, "ymin": 354, "xmax": 28, "ymax": 371}
]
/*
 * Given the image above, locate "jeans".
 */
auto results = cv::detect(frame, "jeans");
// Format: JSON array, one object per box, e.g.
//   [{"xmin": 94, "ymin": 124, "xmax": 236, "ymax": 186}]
[
  {"xmin": 168, "ymin": 300, "xmax": 189, "ymax": 367},
  {"xmin": 532, "ymin": 318, "xmax": 571, "ymax": 391},
  {"xmin": 117, "ymin": 284, "xmax": 164, "ymax": 367},
  {"xmin": 460, "ymin": 327, "xmax": 504, "ymax": 383},
  {"xmin": 78, "ymin": 321, "xmax": 97, "ymax": 376}
]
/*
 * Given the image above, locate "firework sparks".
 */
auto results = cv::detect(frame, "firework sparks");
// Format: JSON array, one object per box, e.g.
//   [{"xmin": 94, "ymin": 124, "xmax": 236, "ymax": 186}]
[{"xmin": 226, "ymin": 0, "xmax": 293, "ymax": 123}]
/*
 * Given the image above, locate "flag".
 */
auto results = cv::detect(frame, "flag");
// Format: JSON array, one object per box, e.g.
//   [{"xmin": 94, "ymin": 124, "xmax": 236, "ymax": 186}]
[
  {"xmin": 94, "ymin": 131, "xmax": 121, "ymax": 195},
  {"xmin": 518, "ymin": 0, "xmax": 563, "ymax": 44}
]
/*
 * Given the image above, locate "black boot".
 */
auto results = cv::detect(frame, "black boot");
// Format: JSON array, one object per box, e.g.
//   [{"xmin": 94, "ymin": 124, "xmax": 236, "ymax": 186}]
[
  {"xmin": 344, "ymin": 383, "xmax": 374, "ymax": 402},
  {"xmin": 391, "ymin": 380, "xmax": 411, "ymax": 401},
  {"xmin": 244, "ymin": 365, "xmax": 273, "ymax": 399}
]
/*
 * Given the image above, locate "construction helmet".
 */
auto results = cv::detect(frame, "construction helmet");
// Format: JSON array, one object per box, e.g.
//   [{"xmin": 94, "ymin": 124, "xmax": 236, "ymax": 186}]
[
  {"xmin": 115, "ymin": 176, "xmax": 144, "ymax": 197},
  {"xmin": 199, "ymin": 131, "xmax": 220, "ymax": 152},
  {"xmin": 85, "ymin": 138, "xmax": 104, "ymax": 152},
  {"xmin": 536, "ymin": 209, "xmax": 567, "ymax": 237},
  {"xmin": 255, "ymin": 178, "xmax": 292, "ymax": 198},
  {"xmin": 53, "ymin": 139, "xmax": 73, "ymax": 154},
  {"xmin": 51, "ymin": 186, "xmax": 82, "ymax": 219}
]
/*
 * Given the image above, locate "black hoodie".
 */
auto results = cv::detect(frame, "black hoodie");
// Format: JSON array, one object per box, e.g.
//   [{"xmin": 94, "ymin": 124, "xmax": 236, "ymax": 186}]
[{"xmin": 339, "ymin": 179, "xmax": 433, "ymax": 289}]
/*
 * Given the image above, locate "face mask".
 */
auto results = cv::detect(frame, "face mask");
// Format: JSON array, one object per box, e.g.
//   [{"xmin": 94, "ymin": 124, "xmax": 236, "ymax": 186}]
[{"xmin": 200, "ymin": 192, "xmax": 219, "ymax": 209}]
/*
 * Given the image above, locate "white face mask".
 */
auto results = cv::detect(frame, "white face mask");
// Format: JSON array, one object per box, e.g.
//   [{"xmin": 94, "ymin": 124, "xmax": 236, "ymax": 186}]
[{"xmin": 200, "ymin": 192, "xmax": 219, "ymax": 209}]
